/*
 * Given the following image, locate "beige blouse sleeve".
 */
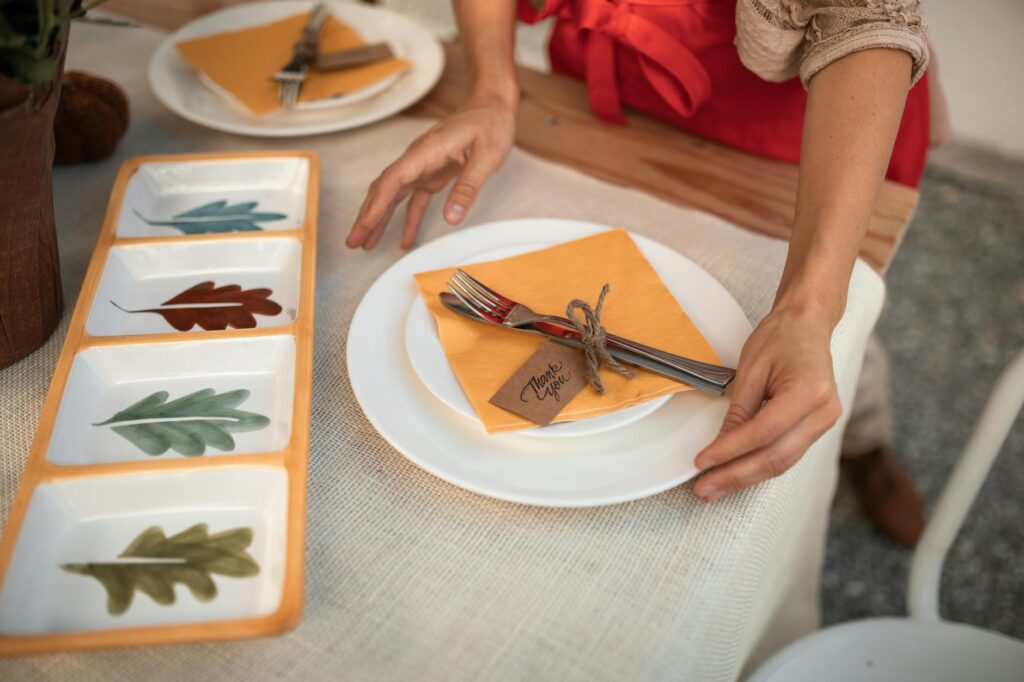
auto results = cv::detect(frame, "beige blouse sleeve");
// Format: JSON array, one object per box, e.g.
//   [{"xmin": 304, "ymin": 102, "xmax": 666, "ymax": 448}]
[{"xmin": 735, "ymin": 0, "xmax": 929, "ymax": 88}]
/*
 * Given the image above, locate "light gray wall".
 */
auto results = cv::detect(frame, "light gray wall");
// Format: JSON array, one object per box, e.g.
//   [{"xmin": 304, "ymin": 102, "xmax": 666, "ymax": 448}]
[{"xmin": 926, "ymin": 0, "xmax": 1024, "ymax": 158}]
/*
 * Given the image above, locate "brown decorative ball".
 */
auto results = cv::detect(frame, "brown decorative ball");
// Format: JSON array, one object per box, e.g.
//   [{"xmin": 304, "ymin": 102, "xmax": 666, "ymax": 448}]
[{"xmin": 53, "ymin": 71, "xmax": 130, "ymax": 165}]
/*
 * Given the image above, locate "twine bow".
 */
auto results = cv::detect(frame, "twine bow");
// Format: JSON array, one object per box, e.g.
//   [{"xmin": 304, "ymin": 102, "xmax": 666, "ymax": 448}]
[{"xmin": 566, "ymin": 283, "xmax": 635, "ymax": 394}]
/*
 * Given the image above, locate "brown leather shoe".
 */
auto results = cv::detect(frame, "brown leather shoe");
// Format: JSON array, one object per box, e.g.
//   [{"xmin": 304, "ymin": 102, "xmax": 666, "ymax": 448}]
[{"xmin": 840, "ymin": 446, "xmax": 925, "ymax": 547}]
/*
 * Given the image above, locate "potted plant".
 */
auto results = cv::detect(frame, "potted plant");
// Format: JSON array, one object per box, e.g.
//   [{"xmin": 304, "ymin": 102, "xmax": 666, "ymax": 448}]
[{"xmin": 0, "ymin": 1, "xmax": 96, "ymax": 368}]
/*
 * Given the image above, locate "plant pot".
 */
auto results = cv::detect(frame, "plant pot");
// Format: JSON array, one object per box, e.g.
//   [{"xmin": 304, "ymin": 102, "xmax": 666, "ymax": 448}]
[{"xmin": 0, "ymin": 69, "xmax": 65, "ymax": 369}]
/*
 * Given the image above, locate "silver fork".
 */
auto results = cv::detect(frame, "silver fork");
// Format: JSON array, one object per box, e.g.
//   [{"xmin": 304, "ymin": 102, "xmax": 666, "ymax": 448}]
[
  {"xmin": 446, "ymin": 269, "xmax": 736, "ymax": 394},
  {"xmin": 271, "ymin": 3, "xmax": 330, "ymax": 109}
]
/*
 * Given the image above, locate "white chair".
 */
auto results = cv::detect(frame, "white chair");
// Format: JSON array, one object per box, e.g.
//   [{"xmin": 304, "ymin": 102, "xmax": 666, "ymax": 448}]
[{"xmin": 749, "ymin": 350, "xmax": 1024, "ymax": 682}]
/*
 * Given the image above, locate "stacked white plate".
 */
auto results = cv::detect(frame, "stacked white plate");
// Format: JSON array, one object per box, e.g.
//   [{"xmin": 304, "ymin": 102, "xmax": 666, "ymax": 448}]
[
  {"xmin": 347, "ymin": 219, "xmax": 753, "ymax": 507},
  {"xmin": 148, "ymin": 1, "xmax": 445, "ymax": 137}
]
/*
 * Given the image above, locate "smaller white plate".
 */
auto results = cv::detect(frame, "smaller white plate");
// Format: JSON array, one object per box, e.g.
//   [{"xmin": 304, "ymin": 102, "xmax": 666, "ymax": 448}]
[
  {"xmin": 404, "ymin": 243, "xmax": 671, "ymax": 438},
  {"xmin": 197, "ymin": 50, "xmax": 402, "ymax": 112},
  {"xmin": 86, "ymin": 237, "xmax": 302, "ymax": 337},
  {"xmin": 116, "ymin": 157, "xmax": 310, "ymax": 238},
  {"xmin": 148, "ymin": 1, "xmax": 445, "ymax": 137},
  {"xmin": 0, "ymin": 467, "xmax": 287, "ymax": 636}
]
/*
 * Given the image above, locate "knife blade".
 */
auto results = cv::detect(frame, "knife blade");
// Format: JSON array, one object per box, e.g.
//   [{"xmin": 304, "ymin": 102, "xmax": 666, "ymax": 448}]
[{"xmin": 315, "ymin": 42, "xmax": 395, "ymax": 71}]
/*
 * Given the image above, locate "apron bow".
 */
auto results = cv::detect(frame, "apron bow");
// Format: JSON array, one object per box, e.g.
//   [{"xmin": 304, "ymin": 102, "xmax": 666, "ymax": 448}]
[{"xmin": 577, "ymin": 0, "xmax": 713, "ymax": 124}]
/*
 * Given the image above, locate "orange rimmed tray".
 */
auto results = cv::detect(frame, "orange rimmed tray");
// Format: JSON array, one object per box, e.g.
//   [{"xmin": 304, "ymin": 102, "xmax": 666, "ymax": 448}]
[{"xmin": 0, "ymin": 150, "xmax": 319, "ymax": 656}]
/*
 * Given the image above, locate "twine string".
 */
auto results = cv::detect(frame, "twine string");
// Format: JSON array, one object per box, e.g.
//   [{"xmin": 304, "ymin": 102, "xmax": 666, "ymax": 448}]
[{"xmin": 565, "ymin": 283, "xmax": 635, "ymax": 394}]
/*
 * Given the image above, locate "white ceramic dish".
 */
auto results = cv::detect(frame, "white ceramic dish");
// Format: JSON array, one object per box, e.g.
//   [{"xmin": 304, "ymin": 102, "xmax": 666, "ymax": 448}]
[
  {"xmin": 404, "ymin": 243, "xmax": 671, "ymax": 439},
  {"xmin": 348, "ymin": 220, "xmax": 753, "ymax": 507},
  {"xmin": 0, "ymin": 467, "xmax": 288, "ymax": 636},
  {"xmin": 116, "ymin": 157, "xmax": 310, "ymax": 238},
  {"xmin": 46, "ymin": 336, "xmax": 297, "ymax": 465},
  {"xmin": 86, "ymin": 237, "xmax": 303, "ymax": 337},
  {"xmin": 148, "ymin": 1, "xmax": 445, "ymax": 137},
  {"xmin": 0, "ymin": 151, "xmax": 318, "ymax": 656}
]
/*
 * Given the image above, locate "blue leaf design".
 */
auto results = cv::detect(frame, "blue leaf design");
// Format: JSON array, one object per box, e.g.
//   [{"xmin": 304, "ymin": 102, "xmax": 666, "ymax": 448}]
[{"xmin": 133, "ymin": 200, "xmax": 288, "ymax": 234}]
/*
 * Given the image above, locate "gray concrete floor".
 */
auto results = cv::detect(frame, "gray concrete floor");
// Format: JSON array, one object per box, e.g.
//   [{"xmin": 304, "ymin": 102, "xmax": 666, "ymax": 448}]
[{"xmin": 822, "ymin": 147, "xmax": 1024, "ymax": 638}]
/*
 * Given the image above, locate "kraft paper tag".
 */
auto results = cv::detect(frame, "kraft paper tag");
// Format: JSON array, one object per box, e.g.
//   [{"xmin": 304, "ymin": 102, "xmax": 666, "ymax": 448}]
[{"xmin": 488, "ymin": 341, "xmax": 589, "ymax": 426}]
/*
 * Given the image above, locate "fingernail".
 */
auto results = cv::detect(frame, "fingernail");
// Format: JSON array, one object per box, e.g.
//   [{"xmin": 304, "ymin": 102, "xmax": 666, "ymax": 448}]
[
  {"xmin": 699, "ymin": 484, "xmax": 720, "ymax": 502},
  {"xmin": 446, "ymin": 203, "xmax": 465, "ymax": 222},
  {"xmin": 695, "ymin": 452, "xmax": 712, "ymax": 471}
]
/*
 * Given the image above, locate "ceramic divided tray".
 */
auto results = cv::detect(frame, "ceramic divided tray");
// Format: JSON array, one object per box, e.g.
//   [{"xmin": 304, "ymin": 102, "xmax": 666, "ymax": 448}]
[{"xmin": 0, "ymin": 151, "xmax": 319, "ymax": 655}]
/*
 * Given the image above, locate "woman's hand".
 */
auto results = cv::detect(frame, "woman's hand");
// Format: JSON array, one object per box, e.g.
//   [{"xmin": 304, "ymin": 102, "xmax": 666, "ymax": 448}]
[
  {"xmin": 692, "ymin": 307, "xmax": 843, "ymax": 500},
  {"xmin": 346, "ymin": 93, "xmax": 517, "ymax": 251}
]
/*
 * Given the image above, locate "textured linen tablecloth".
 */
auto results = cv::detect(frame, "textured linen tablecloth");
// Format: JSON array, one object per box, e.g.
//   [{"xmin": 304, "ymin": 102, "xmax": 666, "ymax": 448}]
[{"xmin": 0, "ymin": 20, "xmax": 885, "ymax": 682}]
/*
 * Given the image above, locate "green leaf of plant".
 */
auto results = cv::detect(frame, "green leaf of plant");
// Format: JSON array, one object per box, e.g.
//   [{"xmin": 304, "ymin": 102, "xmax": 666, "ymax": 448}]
[
  {"xmin": 132, "ymin": 200, "xmax": 287, "ymax": 235},
  {"xmin": 62, "ymin": 523, "xmax": 259, "ymax": 616},
  {"xmin": 94, "ymin": 388, "xmax": 270, "ymax": 456}
]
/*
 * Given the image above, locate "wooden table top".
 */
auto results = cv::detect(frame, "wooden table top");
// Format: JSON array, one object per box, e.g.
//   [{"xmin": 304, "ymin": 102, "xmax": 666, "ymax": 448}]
[{"xmin": 104, "ymin": 0, "xmax": 918, "ymax": 272}]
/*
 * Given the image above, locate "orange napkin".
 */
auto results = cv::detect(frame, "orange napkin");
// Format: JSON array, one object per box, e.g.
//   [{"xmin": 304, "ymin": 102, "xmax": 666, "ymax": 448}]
[
  {"xmin": 413, "ymin": 229, "xmax": 722, "ymax": 433},
  {"xmin": 176, "ymin": 11, "xmax": 411, "ymax": 117}
]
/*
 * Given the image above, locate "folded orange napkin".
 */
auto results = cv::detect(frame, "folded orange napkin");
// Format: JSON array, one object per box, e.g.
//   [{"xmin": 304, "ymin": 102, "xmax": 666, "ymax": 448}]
[
  {"xmin": 413, "ymin": 229, "xmax": 721, "ymax": 433},
  {"xmin": 176, "ymin": 11, "xmax": 411, "ymax": 117}
]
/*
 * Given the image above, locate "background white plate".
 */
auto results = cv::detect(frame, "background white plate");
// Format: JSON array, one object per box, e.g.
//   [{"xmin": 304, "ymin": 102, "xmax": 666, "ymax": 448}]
[
  {"xmin": 348, "ymin": 220, "xmax": 753, "ymax": 507},
  {"xmin": 148, "ymin": 1, "xmax": 444, "ymax": 137},
  {"xmin": 404, "ymin": 242, "xmax": 672, "ymax": 439},
  {"xmin": 197, "ymin": 64, "xmax": 401, "ymax": 113}
]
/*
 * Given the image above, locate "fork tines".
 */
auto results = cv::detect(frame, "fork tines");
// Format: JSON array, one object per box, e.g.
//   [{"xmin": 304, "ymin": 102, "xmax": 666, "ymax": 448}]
[
  {"xmin": 446, "ymin": 270, "xmax": 510, "ymax": 321},
  {"xmin": 278, "ymin": 80, "xmax": 300, "ymax": 110}
]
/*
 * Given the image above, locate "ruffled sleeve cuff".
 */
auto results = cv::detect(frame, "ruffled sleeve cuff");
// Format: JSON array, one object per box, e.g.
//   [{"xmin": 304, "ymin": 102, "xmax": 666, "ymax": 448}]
[{"xmin": 799, "ymin": 22, "xmax": 929, "ymax": 88}]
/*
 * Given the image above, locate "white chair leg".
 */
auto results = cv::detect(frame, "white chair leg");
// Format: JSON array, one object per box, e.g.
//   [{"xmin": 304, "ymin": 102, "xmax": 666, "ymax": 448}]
[{"xmin": 908, "ymin": 349, "xmax": 1024, "ymax": 621}]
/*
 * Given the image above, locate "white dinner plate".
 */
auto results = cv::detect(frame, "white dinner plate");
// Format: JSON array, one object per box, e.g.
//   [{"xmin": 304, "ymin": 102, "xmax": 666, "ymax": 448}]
[
  {"xmin": 148, "ymin": 1, "xmax": 444, "ymax": 137},
  {"xmin": 347, "ymin": 220, "xmax": 753, "ymax": 507},
  {"xmin": 403, "ymin": 243, "xmax": 672, "ymax": 439}
]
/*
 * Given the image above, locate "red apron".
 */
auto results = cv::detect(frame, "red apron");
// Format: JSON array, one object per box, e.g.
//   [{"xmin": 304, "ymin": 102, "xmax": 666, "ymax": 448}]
[{"xmin": 518, "ymin": 0, "xmax": 929, "ymax": 187}]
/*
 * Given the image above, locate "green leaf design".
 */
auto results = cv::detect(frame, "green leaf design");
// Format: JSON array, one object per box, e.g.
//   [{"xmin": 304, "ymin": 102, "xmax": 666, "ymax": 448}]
[
  {"xmin": 62, "ymin": 524, "xmax": 260, "ymax": 615},
  {"xmin": 94, "ymin": 388, "xmax": 270, "ymax": 457},
  {"xmin": 133, "ymin": 200, "xmax": 288, "ymax": 234}
]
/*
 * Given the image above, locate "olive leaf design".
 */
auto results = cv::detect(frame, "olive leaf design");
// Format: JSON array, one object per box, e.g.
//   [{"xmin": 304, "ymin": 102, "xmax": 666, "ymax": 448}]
[
  {"xmin": 133, "ymin": 200, "xmax": 287, "ymax": 234},
  {"xmin": 110, "ymin": 281, "xmax": 284, "ymax": 332},
  {"xmin": 62, "ymin": 524, "xmax": 259, "ymax": 616},
  {"xmin": 94, "ymin": 388, "xmax": 270, "ymax": 456}
]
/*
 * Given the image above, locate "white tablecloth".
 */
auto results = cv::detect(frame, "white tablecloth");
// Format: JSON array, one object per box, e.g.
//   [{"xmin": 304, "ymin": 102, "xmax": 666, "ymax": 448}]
[{"xmin": 0, "ymin": 20, "xmax": 884, "ymax": 682}]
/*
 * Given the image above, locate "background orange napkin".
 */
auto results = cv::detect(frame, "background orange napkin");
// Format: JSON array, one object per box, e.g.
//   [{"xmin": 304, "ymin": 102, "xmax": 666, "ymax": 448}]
[
  {"xmin": 176, "ymin": 12, "xmax": 411, "ymax": 117},
  {"xmin": 413, "ymin": 230, "xmax": 722, "ymax": 433}
]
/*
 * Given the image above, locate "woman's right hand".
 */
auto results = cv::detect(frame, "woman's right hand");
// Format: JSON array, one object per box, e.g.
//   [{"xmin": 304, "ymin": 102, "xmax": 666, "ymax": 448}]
[{"xmin": 346, "ymin": 92, "xmax": 517, "ymax": 251}]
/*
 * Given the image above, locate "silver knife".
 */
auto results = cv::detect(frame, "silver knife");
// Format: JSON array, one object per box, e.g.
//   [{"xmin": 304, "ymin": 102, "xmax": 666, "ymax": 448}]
[{"xmin": 439, "ymin": 292, "xmax": 730, "ymax": 395}]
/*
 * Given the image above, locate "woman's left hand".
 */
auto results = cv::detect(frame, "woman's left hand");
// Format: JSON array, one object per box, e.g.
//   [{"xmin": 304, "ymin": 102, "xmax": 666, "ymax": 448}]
[{"xmin": 692, "ymin": 307, "xmax": 843, "ymax": 500}]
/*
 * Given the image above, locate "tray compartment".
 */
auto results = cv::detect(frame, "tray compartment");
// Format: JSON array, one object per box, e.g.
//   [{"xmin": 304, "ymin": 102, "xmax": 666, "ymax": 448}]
[
  {"xmin": 85, "ymin": 237, "xmax": 302, "ymax": 337},
  {"xmin": 46, "ymin": 335, "xmax": 297, "ymax": 465},
  {"xmin": 115, "ymin": 157, "xmax": 309, "ymax": 238},
  {"xmin": 0, "ymin": 467, "xmax": 288, "ymax": 636}
]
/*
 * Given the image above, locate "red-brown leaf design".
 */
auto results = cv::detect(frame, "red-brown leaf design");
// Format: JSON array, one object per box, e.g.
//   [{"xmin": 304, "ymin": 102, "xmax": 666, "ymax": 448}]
[{"xmin": 117, "ymin": 281, "xmax": 283, "ymax": 332}]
